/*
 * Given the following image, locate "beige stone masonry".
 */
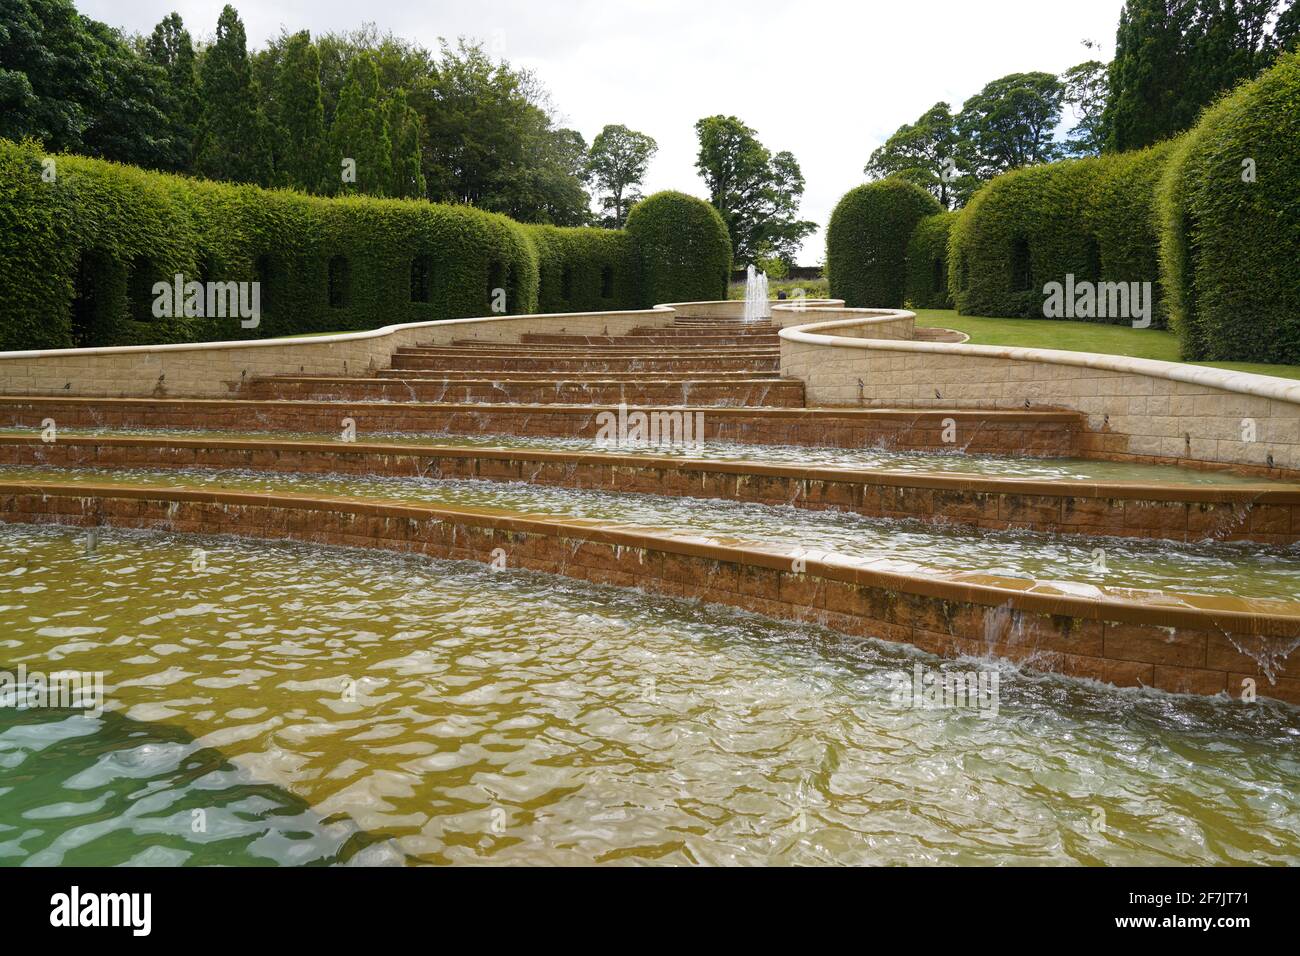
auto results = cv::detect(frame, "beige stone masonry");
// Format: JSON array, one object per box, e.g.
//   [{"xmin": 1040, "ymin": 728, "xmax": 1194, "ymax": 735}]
[
  {"xmin": 0, "ymin": 308, "xmax": 679, "ymax": 399},
  {"xmin": 779, "ymin": 309, "xmax": 1300, "ymax": 473}
]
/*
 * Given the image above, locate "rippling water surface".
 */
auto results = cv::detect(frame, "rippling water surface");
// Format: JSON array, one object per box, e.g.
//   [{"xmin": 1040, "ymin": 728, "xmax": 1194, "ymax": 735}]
[
  {"xmin": 0, "ymin": 427, "xmax": 1261, "ymax": 484},
  {"xmin": 3, "ymin": 464, "xmax": 1298, "ymax": 601},
  {"xmin": 1, "ymin": 525, "xmax": 1299, "ymax": 866}
]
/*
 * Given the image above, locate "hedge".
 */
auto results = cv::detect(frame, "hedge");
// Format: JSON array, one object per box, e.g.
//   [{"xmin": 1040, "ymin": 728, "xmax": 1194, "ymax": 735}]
[
  {"xmin": 1081, "ymin": 141, "xmax": 1175, "ymax": 329},
  {"xmin": 947, "ymin": 159, "xmax": 1109, "ymax": 319},
  {"xmin": 527, "ymin": 224, "xmax": 637, "ymax": 313},
  {"xmin": 826, "ymin": 179, "xmax": 941, "ymax": 309},
  {"xmin": 624, "ymin": 191, "xmax": 731, "ymax": 305},
  {"xmin": 0, "ymin": 140, "xmax": 710, "ymax": 351},
  {"xmin": 905, "ymin": 211, "xmax": 957, "ymax": 309},
  {"xmin": 1157, "ymin": 52, "xmax": 1300, "ymax": 363}
]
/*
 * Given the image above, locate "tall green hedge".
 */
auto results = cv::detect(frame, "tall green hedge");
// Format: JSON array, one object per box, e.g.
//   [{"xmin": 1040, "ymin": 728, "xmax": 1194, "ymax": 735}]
[
  {"xmin": 1157, "ymin": 52, "xmax": 1300, "ymax": 363},
  {"xmin": 947, "ymin": 159, "xmax": 1107, "ymax": 319},
  {"xmin": 528, "ymin": 224, "xmax": 637, "ymax": 313},
  {"xmin": 1081, "ymin": 141, "xmax": 1175, "ymax": 329},
  {"xmin": 905, "ymin": 211, "xmax": 957, "ymax": 309},
  {"xmin": 624, "ymin": 191, "xmax": 731, "ymax": 305},
  {"xmin": 946, "ymin": 150, "xmax": 1173, "ymax": 327},
  {"xmin": 827, "ymin": 179, "xmax": 941, "ymax": 309},
  {"xmin": 0, "ymin": 140, "xmax": 707, "ymax": 351}
]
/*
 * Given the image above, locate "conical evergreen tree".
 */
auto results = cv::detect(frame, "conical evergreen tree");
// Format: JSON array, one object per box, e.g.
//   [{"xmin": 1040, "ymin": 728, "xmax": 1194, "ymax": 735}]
[
  {"xmin": 386, "ymin": 89, "xmax": 426, "ymax": 198},
  {"xmin": 273, "ymin": 31, "xmax": 327, "ymax": 192},
  {"xmin": 143, "ymin": 12, "xmax": 199, "ymax": 169},
  {"xmin": 194, "ymin": 5, "xmax": 273, "ymax": 185},
  {"xmin": 328, "ymin": 53, "xmax": 392, "ymax": 196}
]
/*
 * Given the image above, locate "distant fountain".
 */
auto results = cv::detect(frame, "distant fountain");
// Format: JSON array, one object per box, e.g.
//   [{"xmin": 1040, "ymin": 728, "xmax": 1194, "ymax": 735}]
[{"xmin": 743, "ymin": 264, "xmax": 769, "ymax": 322}]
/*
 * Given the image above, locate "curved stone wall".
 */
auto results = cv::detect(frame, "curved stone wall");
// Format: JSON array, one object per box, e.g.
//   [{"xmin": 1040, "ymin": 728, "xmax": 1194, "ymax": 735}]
[{"xmin": 780, "ymin": 313, "xmax": 1300, "ymax": 476}]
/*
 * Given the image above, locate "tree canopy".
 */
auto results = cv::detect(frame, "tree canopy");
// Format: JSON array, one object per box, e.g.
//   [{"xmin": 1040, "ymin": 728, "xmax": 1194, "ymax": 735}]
[
  {"xmin": 588, "ymin": 124, "xmax": 657, "ymax": 227},
  {"xmin": 693, "ymin": 115, "xmax": 815, "ymax": 266},
  {"xmin": 0, "ymin": 1, "xmax": 638, "ymax": 227}
]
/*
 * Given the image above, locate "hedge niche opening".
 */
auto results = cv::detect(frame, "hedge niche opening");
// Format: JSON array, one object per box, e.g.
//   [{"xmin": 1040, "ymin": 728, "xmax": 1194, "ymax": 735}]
[
  {"xmin": 1157, "ymin": 52, "xmax": 1300, "ymax": 364},
  {"xmin": 624, "ymin": 191, "xmax": 731, "ymax": 306},
  {"xmin": 906, "ymin": 211, "xmax": 958, "ymax": 309},
  {"xmin": 947, "ymin": 159, "xmax": 1105, "ymax": 320},
  {"xmin": 826, "ymin": 179, "xmax": 941, "ymax": 309}
]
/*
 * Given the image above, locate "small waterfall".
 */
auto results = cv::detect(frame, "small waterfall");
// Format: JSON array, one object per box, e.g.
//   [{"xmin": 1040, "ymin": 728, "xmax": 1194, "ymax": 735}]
[{"xmin": 743, "ymin": 264, "xmax": 769, "ymax": 322}]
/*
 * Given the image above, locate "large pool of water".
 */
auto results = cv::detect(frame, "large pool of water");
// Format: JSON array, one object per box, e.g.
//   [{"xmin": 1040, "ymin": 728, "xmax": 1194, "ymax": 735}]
[
  {"xmin": 3, "ymin": 464, "xmax": 1298, "ymax": 603},
  {"xmin": 2, "ymin": 525, "xmax": 1298, "ymax": 866}
]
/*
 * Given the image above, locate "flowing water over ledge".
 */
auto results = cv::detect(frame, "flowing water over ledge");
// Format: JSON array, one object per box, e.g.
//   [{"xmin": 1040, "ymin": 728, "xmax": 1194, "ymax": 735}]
[
  {"xmin": 2, "ymin": 525, "xmax": 1299, "ymax": 866},
  {"xmin": 0, "ymin": 427, "xmax": 1261, "ymax": 485},
  {"xmin": 3, "ymin": 464, "xmax": 1298, "ymax": 601}
]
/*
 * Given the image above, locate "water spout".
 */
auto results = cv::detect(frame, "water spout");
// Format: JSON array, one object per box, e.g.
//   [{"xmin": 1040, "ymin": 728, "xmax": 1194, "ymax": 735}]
[{"xmin": 743, "ymin": 265, "xmax": 769, "ymax": 323}]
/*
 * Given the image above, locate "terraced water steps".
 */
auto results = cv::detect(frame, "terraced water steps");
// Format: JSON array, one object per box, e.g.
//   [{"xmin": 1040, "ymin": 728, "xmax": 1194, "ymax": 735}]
[
  {"xmin": 398, "ymin": 343, "xmax": 779, "ymax": 354},
  {"xmin": 433, "ymin": 340, "xmax": 779, "ymax": 352},
  {"xmin": 0, "ymin": 425, "xmax": 1259, "ymax": 478},
  {"xmin": 0, "ymin": 397, "xmax": 1085, "ymax": 455},
  {"xmin": 373, "ymin": 369, "xmax": 778, "ymax": 381},
  {"xmin": 624, "ymin": 325, "xmax": 777, "ymax": 336},
  {"xmin": 388, "ymin": 355, "xmax": 778, "ymax": 373},
  {"xmin": 519, "ymin": 333, "xmax": 774, "ymax": 346},
  {"xmin": 7, "ymin": 478, "xmax": 1298, "ymax": 703},
  {"xmin": 242, "ymin": 375, "xmax": 805, "ymax": 407},
  {"xmin": 5, "ymin": 432, "xmax": 1296, "ymax": 543}
]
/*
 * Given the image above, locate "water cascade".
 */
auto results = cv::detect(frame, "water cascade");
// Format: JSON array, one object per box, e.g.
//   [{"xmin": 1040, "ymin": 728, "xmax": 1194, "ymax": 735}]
[{"xmin": 743, "ymin": 264, "xmax": 769, "ymax": 322}]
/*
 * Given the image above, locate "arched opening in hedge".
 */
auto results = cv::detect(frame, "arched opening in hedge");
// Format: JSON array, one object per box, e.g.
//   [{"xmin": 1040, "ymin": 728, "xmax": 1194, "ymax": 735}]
[
  {"xmin": 1083, "ymin": 236, "xmax": 1102, "ymax": 285},
  {"xmin": 506, "ymin": 264, "xmax": 524, "ymax": 315},
  {"xmin": 195, "ymin": 254, "xmax": 216, "ymax": 287},
  {"xmin": 1009, "ymin": 237, "xmax": 1032, "ymax": 292},
  {"xmin": 560, "ymin": 266, "xmax": 573, "ymax": 301},
  {"xmin": 600, "ymin": 265, "xmax": 614, "ymax": 299},
  {"xmin": 328, "ymin": 255, "xmax": 350, "ymax": 308},
  {"xmin": 126, "ymin": 256, "xmax": 161, "ymax": 323},
  {"xmin": 932, "ymin": 258, "xmax": 945, "ymax": 296},
  {"xmin": 255, "ymin": 255, "xmax": 274, "ymax": 317},
  {"xmin": 410, "ymin": 255, "xmax": 432, "ymax": 304},
  {"xmin": 69, "ymin": 250, "xmax": 110, "ymax": 346}
]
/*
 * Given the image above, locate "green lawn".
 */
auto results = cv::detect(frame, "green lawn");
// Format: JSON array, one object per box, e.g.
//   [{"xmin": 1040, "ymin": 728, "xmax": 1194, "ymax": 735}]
[{"xmin": 914, "ymin": 309, "xmax": 1300, "ymax": 382}]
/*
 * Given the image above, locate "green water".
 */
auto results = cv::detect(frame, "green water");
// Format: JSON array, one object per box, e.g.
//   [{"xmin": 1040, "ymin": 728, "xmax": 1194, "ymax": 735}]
[
  {"xmin": 2, "ymin": 525, "xmax": 1298, "ymax": 866},
  {"xmin": 3, "ymin": 464, "xmax": 1298, "ymax": 603},
  {"xmin": 0, "ymin": 427, "xmax": 1262, "ymax": 485}
]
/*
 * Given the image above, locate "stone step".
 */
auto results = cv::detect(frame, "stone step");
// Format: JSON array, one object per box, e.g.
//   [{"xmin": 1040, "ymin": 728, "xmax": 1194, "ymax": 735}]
[
  {"xmin": 628, "ymin": 325, "xmax": 776, "ymax": 336},
  {"xmin": 243, "ymin": 376, "xmax": 806, "ymax": 407},
  {"xmin": 520, "ymin": 333, "xmax": 777, "ymax": 347},
  {"xmin": 8, "ymin": 433, "xmax": 1296, "ymax": 545},
  {"xmin": 389, "ymin": 355, "xmax": 777, "ymax": 373},
  {"xmin": 0, "ymin": 396, "xmax": 1087, "ymax": 458},
  {"xmin": 377, "ymin": 368, "xmax": 777, "ymax": 381},
  {"xmin": 403, "ymin": 345, "xmax": 769, "ymax": 356}
]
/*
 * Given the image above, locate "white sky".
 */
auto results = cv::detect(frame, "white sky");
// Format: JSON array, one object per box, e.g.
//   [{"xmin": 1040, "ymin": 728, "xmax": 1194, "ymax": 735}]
[{"xmin": 80, "ymin": 0, "xmax": 1127, "ymax": 264}]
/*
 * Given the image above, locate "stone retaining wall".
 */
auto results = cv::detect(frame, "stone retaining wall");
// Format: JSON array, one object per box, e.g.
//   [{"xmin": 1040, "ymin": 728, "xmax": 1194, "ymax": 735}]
[
  {"xmin": 0, "ymin": 308, "xmax": 677, "ymax": 399},
  {"xmin": 781, "ymin": 312, "xmax": 1300, "ymax": 476}
]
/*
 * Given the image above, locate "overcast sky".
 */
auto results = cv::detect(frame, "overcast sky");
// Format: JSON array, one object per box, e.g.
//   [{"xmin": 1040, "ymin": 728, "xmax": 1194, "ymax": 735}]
[{"xmin": 80, "ymin": 0, "xmax": 1127, "ymax": 263}]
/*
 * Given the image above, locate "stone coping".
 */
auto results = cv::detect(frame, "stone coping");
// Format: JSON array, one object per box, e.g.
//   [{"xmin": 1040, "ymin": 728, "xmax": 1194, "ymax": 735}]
[
  {"xmin": 0, "ymin": 300, "xmax": 837, "ymax": 362},
  {"xmin": 5, "ymin": 480, "xmax": 1299, "ymax": 638},
  {"xmin": 4, "ymin": 433, "xmax": 1296, "ymax": 505},
  {"xmin": 0, "ymin": 307, "xmax": 677, "ymax": 361},
  {"xmin": 779, "ymin": 313, "xmax": 1300, "ymax": 406}
]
